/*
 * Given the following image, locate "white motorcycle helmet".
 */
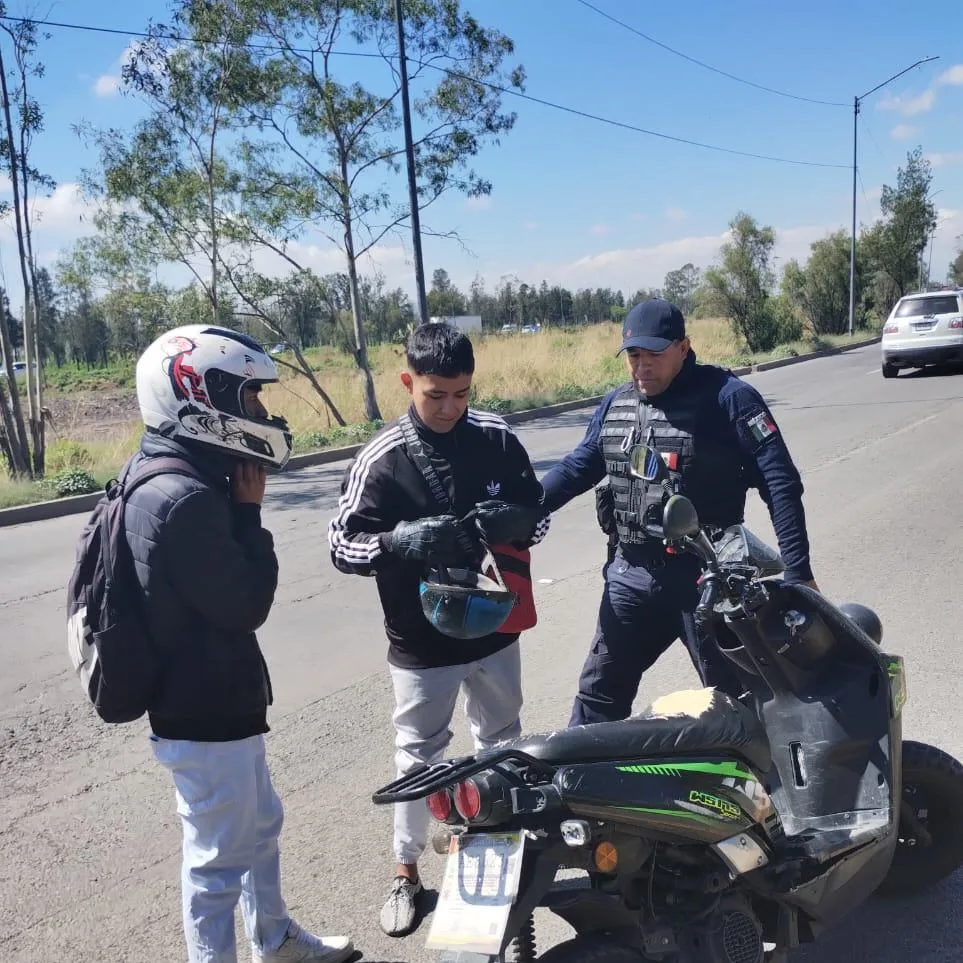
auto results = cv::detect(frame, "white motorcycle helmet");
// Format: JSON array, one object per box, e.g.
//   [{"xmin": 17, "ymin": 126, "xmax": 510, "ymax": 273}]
[{"xmin": 136, "ymin": 324, "xmax": 293, "ymax": 469}]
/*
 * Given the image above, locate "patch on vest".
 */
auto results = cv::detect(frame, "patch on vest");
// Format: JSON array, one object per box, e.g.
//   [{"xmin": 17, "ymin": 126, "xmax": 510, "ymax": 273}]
[{"xmin": 746, "ymin": 410, "xmax": 778, "ymax": 444}]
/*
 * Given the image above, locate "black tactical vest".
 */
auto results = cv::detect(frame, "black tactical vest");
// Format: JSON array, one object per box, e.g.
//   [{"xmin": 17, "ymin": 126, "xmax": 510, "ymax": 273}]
[{"xmin": 601, "ymin": 369, "xmax": 749, "ymax": 545}]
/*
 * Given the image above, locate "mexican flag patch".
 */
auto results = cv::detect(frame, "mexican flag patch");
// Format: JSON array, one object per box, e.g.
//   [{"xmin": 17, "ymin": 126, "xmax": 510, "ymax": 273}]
[{"xmin": 747, "ymin": 410, "xmax": 778, "ymax": 444}]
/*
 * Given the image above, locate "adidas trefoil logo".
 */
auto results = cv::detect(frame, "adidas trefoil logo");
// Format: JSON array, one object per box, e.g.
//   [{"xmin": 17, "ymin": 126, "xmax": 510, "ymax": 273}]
[{"xmin": 486, "ymin": 480, "xmax": 501, "ymax": 497}]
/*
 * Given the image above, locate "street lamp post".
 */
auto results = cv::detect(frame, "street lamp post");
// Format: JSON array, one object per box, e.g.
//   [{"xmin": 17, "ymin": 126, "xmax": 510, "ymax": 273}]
[{"xmin": 848, "ymin": 56, "xmax": 939, "ymax": 336}]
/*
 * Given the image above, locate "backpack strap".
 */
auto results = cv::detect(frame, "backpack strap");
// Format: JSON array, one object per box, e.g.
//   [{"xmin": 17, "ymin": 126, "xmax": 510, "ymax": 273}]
[
  {"xmin": 398, "ymin": 413, "xmax": 477, "ymax": 557},
  {"xmin": 99, "ymin": 456, "xmax": 207, "ymax": 581},
  {"xmin": 399, "ymin": 413, "xmax": 453, "ymax": 512},
  {"xmin": 119, "ymin": 456, "xmax": 206, "ymax": 501}
]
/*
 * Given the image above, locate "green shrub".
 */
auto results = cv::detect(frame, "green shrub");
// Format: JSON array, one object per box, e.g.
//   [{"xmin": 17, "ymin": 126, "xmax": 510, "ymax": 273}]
[{"xmin": 39, "ymin": 468, "xmax": 101, "ymax": 498}]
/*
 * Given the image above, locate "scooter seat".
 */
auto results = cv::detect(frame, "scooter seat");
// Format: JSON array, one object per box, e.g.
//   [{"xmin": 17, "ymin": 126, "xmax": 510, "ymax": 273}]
[{"xmin": 507, "ymin": 688, "xmax": 772, "ymax": 775}]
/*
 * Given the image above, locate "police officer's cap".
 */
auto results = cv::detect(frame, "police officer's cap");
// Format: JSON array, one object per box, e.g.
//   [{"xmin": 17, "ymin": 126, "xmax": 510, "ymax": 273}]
[{"xmin": 617, "ymin": 298, "xmax": 686, "ymax": 355}]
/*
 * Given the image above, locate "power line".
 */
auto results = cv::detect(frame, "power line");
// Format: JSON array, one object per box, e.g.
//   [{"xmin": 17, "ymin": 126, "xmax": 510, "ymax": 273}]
[
  {"xmin": 859, "ymin": 115, "xmax": 888, "ymax": 164},
  {"xmin": 574, "ymin": 0, "xmax": 849, "ymax": 108},
  {"xmin": 475, "ymin": 89, "xmax": 847, "ymax": 168},
  {"xmin": 0, "ymin": 13, "xmax": 849, "ymax": 169},
  {"xmin": 856, "ymin": 168, "xmax": 875, "ymax": 220}
]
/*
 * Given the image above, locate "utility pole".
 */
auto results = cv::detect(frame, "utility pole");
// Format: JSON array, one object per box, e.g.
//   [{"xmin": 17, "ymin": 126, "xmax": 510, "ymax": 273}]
[
  {"xmin": 849, "ymin": 94, "xmax": 858, "ymax": 337},
  {"xmin": 848, "ymin": 56, "xmax": 939, "ymax": 336},
  {"xmin": 394, "ymin": 0, "xmax": 430, "ymax": 325}
]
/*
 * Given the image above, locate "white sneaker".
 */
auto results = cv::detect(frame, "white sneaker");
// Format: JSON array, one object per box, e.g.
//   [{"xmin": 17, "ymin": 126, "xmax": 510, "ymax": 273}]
[{"xmin": 253, "ymin": 921, "xmax": 354, "ymax": 963}]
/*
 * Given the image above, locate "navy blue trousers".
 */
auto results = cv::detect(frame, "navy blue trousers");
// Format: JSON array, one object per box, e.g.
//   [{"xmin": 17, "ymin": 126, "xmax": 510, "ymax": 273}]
[{"xmin": 569, "ymin": 547, "xmax": 743, "ymax": 727}]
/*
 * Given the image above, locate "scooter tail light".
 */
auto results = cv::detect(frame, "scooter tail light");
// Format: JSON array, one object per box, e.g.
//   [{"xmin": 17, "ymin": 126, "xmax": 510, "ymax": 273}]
[
  {"xmin": 454, "ymin": 778, "xmax": 483, "ymax": 820},
  {"xmin": 427, "ymin": 789, "xmax": 453, "ymax": 822}
]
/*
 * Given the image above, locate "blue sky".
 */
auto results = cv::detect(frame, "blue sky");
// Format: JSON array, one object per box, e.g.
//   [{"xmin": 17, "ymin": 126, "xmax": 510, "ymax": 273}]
[{"xmin": 1, "ymin": 0, "xmax": 961, "ymax": 308}]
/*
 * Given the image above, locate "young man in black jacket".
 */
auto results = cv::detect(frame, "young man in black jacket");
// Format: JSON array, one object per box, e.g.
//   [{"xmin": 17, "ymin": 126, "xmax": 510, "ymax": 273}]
[
  {"xmin": 328, "ymin": 322, "xmax": 550, "ymax": 937},
  {"xmin": 125, "ymin": 325, "xmax": 353, "ymax": 963}
]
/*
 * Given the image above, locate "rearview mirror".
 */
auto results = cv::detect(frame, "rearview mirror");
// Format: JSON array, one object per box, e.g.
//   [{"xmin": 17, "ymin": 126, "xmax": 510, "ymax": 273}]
[
  {"xmin": 629, "ymin": 444, "xmax": 670, "ymax": 483},
  {"xmin": 663, "ymin": 494, "xmax": 700, "ymax": 540}
]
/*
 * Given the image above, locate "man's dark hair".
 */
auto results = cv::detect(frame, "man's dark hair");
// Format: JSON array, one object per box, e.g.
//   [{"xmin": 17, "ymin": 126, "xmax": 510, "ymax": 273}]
[{"xmin": 405, "ymin": 322, "xmax": 475, "ymax": 377}]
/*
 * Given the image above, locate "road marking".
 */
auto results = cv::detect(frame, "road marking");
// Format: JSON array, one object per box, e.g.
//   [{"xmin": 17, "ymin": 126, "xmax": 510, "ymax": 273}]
[{"xmin": 810, "ymin": 410, "xmax": 945, "ymax": 473}]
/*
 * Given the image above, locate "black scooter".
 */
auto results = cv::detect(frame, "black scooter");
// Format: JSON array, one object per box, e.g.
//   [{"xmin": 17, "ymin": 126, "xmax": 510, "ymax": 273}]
[{"xmin": 373, "ymin": 443, "xmax": 963, "ymax": 962}]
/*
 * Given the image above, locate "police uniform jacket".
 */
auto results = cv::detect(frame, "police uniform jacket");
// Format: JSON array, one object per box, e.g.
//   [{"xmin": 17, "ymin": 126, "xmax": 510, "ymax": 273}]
[{"xmin": 541, "ymin": 352, "xmax": 813, "ymax": 584}]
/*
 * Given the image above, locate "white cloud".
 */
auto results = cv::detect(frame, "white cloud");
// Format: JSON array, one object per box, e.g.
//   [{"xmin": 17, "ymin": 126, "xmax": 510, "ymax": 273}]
[
  {"xmin": 889, "ymin": 123, "xmax": 918, "ymax": 140},
  {"xmin": 878, "ymin": 89, "xmax": 936, "ymax": 117},
  {"xmin": 876, "ymin": 63, "xmax": 963, "ymax": 118},
  {"xmin": 0, "ymin": 179, "xmax": 415, "ymax": 308},
  {"xmin": 665, "ymin": 207, "xmax": 688, "ymax": 222},
  {"xmin": 245, "ymin": 237, "xmax": 407, "ymax": 280},
  {"xmin": 937, "ymin": 64, "xmax": 963, "ymax": 87},
  {"xmin": 94, "ymin": 74, "xmax": 121, "ymax": 97},
  {"xmin": 0, "ymin": 182, "xmax": 95, "ymax": 237},
  {"xmin": 91, "ymin": 41, "xmax": 157, "ymax": 100},
  {"xmin": 926, "ymin": 151, "xmax": 963, "ymax": 168},
  {"xmin": 517, "ymin": 223, "xmax": 840, "ymax": 293},
  {"xmin": 590, "ymin": 223, "xmax": 612, "ymax": 236},
  {"xmin": 464, "ymin": 195, "xmax": 492, "ymax": 212},
  {"xmin": 523, "ymin": 221, "xmax": 538, "ymax": 231}
]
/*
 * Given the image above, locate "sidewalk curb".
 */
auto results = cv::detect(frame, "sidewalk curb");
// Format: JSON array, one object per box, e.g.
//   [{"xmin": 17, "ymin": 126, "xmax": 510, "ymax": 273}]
[
  {"xmin": 754, "ymin": 335, "xmax": 880, "ymax": 372},
  {"xmin": 0, "ymin": 336, "xmax": 881, "ymax": 529}
]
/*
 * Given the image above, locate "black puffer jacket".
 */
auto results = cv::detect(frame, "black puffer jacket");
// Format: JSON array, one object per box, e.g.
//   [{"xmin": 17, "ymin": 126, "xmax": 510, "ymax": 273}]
[{"xmin": 122, "ymin": 432, "xmax": 278, "ymax": 741}]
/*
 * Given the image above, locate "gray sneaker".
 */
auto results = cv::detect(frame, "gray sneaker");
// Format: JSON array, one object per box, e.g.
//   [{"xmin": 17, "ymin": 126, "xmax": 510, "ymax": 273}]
[{"xmin": 379, "ymin": 876, "xmax": 423, "ymax": 937}]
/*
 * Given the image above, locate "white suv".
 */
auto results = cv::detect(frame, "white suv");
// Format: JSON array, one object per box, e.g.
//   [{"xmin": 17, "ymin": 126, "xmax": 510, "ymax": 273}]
[{"xmin": 881, "ymin": 288, "xmax": 963, "ymax": 378}]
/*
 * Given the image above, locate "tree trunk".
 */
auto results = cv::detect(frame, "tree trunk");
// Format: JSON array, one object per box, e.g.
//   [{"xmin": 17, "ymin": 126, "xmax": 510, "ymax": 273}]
[
  {"xmin": 207, "ymin": 151, "xmax": 219, "ymax": 319},
  {"xmin": 0, "ymin": 379, "xmax": 25, "ymax": 474},
  {"xmin": 18, "ymin": 66, "xmax": 44, "ymax": 474},
  {"xmin": 341, "ymin": 198, "xmax": 382, "ymax": 423},
  {"xmin": 0, "ymin": 45, "xmax": 38, "ymax": 475},
  {"xmin": 287, "ymin": 343, "xmax": 347, "ymax": 427}
]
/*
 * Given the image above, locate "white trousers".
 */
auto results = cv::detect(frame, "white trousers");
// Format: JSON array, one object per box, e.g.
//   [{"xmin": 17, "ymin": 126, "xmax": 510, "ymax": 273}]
[
  {"xmin": 151, "ymin": 734, "xmax": 291, "ymax": 963},
  {"xmin": 388, "ymin": 641, "xmax": 523, "ymax": 863}
]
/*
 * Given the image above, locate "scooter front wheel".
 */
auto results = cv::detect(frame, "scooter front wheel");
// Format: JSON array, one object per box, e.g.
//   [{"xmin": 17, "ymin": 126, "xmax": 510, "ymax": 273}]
[{"xmin": 875, "ymin": 739, "xmax": 963, "ymax": 897}]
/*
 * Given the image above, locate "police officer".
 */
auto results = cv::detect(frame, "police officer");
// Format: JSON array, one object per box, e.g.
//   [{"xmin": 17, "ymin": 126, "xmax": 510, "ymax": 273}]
[{"xmin": 541, "ymin": 298, "xmax": 818, "ymax": 726}]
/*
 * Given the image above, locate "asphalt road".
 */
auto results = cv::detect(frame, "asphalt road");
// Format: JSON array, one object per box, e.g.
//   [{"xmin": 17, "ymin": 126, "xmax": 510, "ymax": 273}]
[{"xmin": 2, "ymin": 344, "xmax": 963, "ymax": 962}]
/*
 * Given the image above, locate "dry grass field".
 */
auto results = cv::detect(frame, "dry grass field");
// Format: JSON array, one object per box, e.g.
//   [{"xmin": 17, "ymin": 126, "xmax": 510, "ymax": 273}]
[{"xmin": 0, "ymin": 319, "xmax": 871, "ymax": 507}]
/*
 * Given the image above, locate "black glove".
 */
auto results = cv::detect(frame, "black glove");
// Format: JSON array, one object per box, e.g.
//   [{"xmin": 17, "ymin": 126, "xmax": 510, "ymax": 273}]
[
  {"xmin": 473, "ymin": 500, "xmax": 542, "ymax": 545},
  {"xmin": 381, "ymin": 516, "xmax": 466, "ymax": 564}
]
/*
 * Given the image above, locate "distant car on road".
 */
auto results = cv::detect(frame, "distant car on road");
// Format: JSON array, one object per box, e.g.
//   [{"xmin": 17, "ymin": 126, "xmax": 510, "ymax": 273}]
[
  {"xmin": 0, "ymin": 361, "xmax": 30, "ymax": 380},
  {"xmin": 881, "ymin": 288, "xmax": 963, "ymax": 378}
]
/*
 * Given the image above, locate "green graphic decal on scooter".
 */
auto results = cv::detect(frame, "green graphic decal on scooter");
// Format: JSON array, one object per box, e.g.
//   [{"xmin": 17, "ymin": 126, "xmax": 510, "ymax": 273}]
[{"xmin": 616, "ymin": 760, "xmax": 756, "ymax": 782}]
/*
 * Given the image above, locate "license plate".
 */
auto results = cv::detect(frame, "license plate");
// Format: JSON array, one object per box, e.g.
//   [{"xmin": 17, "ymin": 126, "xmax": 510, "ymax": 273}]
[{"xmin": 425, "ymin": 831, "xmax": 526, "ymax": 955}]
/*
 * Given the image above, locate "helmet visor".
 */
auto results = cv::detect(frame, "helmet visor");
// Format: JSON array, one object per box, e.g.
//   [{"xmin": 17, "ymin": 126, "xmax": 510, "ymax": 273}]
[{"xmin": 420, "ymin": 567, "xmax": 517, "ymax": 640}]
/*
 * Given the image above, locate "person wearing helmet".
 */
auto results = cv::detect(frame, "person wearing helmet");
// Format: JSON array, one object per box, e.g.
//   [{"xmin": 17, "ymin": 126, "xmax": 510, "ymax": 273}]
[
  {"xmin": 328, "ymin": 322, "xmax": 550, "ymax": 938},
  {"xmin": 123, "ymin": 325, "xmax": 353, "ymax": 963}
]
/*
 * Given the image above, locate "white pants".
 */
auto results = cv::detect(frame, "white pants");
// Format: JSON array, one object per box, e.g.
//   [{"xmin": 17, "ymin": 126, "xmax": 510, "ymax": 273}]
[
  {"xmin": 151, "ymin": 734, "xmax": 291, "ymax": 963},
  {"xmin": 388, "ymin": 641, "xmax": 524, "ymax": 864}
]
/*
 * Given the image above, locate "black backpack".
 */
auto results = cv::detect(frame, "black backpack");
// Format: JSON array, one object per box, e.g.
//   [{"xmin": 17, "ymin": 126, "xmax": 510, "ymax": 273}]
[{"xmin": 66, "ymin": 455, "xmax": 203, "ymax": 724}]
